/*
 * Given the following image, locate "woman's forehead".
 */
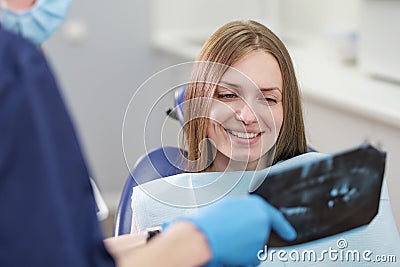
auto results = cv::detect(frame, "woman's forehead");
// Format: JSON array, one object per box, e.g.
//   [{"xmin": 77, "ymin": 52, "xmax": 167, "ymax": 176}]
[{"xmin": 218, "ymin": 51, "xmax": 283, "ymax": 93}]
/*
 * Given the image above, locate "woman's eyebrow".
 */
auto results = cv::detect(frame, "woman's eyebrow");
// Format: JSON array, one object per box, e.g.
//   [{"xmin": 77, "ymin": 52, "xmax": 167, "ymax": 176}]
[
  {"xmin": 219, "ymin": 81, "xmax": 282, "ymax": 94},
  {"xmin": 260, "ymin": 87, "xmax": 282, "ymax": 94},
  {"xmin": 218, "ymin": 81, "xmax": 241, "ymax": 91}
]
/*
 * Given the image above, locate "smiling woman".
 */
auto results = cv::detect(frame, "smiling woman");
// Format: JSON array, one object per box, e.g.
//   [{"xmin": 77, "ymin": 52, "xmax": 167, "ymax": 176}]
[
  {"xmin": 204, "ymin": 51, "xmax": 284, "ymax": 172},
  {"xmin": 184, "ymin": 20, "xmax": 307, "ymax": 173}
]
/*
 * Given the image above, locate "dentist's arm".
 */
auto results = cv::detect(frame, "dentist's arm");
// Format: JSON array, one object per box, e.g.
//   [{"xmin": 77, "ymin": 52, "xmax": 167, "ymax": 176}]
[
  {"xmin": 105, "ymin": 195, "xmax": 296, "ymax": 267},
  {"xmin": 104, "ymin": 222, "xmax": 211, "ymax": 267}
]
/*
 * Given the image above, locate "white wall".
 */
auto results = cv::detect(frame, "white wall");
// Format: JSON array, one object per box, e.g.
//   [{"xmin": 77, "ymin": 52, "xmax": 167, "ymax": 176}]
[
  {"xmin": 151, "ymin": 0, "xmax": 269, "ymax": 34},
  {"xmin": 280, "ymin": 0, "xmax": 361, "ymax": 36},
  {"xmin": 151, "ymin": 0, "xmax": 361, "ymax": 39}
]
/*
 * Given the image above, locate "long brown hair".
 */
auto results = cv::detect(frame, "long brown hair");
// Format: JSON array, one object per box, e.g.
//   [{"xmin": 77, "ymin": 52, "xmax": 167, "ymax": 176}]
[{"xmin": 184, "ymin": 20, "xmax": 307, "ymax": 172}]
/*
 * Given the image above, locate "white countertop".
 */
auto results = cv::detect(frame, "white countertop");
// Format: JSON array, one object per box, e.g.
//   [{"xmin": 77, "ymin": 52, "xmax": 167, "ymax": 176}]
[{"xmin": 152, "ymin": 31, "xmax": 400, "ymax": 129}]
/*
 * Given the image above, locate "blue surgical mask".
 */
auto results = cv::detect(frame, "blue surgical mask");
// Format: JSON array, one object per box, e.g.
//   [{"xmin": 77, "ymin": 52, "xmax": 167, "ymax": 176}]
[{"xmin": 0, "ymin": 0, "xmax": 71, "ymax": 45}]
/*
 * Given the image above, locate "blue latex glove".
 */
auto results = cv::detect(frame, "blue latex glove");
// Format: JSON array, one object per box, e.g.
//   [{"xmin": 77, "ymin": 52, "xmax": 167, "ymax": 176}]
[{"xmin": 182, "ymin": 195, "xmax": 296, "ymax": 266}]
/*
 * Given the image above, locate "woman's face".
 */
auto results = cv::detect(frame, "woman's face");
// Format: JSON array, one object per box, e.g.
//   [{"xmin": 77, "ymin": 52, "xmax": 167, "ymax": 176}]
[{"xmin": 206, "ymin": 50, "xmax": 283, "ymax": 171}]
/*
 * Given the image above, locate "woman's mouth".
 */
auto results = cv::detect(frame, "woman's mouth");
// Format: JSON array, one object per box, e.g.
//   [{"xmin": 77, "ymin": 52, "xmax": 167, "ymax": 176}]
[
  {"xmin": 227, "ymin": 130, "xmax": 260, "ymax": 139},
  {"xmin": 226, "ymin": 129, "xmax": 263, "ymax": 145}
]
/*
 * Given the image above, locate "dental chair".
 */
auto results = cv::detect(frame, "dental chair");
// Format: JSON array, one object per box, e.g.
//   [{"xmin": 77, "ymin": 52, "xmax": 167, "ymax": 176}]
[
  {"xmin": 113, "ymin": 146, "xmax": 185, "ymax": 235},
  {"xmin": 113, "ymin": 86, "xmax": 187, "ymax": 236},
  {"xmin": 114, "ymin": 86, "xmax": 186, "ymax": 236}
]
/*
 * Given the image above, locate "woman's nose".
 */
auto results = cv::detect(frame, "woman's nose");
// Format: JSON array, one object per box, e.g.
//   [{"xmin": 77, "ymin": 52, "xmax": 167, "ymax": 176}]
[{"xmin": 235, "ymin": 102, "xmax": 257, "ymax": 125}]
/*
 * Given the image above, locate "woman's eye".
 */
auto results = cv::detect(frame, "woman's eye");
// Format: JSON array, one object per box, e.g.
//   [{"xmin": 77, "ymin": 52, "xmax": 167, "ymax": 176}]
[
  {"xmin": 264, "ymin": 97, "xmax": 278, "ymax": 105},
  {"xmin": 217, "ymin": 93, "xmax": 237, "ymax": 99}
]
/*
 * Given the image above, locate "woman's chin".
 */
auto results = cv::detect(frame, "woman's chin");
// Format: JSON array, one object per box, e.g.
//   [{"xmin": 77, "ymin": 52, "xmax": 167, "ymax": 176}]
[{"xmin": 221, "ymin": 152, "xmax": 268, "ymax": 167}]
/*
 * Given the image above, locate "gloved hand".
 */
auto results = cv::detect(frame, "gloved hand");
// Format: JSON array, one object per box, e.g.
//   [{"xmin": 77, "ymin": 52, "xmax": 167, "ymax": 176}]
[{"xmin": 181, "ymin": 195, "xmax": 296, "ymax": 266}]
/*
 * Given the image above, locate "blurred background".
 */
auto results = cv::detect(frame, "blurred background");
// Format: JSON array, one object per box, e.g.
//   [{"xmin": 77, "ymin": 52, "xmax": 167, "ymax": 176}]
[{"xmin": 42, "ymin": 0, "xmax": 400, "ymax": 234}]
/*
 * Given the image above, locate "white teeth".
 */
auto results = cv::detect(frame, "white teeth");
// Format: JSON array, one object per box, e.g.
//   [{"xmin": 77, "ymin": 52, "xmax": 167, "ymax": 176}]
[{"xmin": 229, "ymin": 130, "xmax": 259, "ymax": 139}]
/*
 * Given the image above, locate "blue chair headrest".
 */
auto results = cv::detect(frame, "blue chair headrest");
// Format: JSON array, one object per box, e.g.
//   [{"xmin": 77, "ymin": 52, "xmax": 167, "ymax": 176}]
[{"xmin": 168, "ymin": 85, "xmax": 186, "ymax": 125}]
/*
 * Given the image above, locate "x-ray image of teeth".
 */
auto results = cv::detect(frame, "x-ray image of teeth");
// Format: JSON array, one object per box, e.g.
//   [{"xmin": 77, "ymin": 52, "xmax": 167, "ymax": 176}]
[{"xmin": 252, "ymin": 142, "xmax": 386, "ymax": 247}]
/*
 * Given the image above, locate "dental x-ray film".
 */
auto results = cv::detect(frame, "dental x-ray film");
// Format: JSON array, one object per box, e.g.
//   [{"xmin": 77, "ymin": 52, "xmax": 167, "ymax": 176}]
[{"xmin": 252, "ymin": 142, "xmax": 386, "ymax": 247}]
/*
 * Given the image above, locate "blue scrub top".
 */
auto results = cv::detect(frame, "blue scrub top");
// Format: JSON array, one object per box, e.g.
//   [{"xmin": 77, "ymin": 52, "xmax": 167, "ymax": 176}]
[{"xmin": 0, "ymin": 27, "xmax": 115, "ymax": 267}]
